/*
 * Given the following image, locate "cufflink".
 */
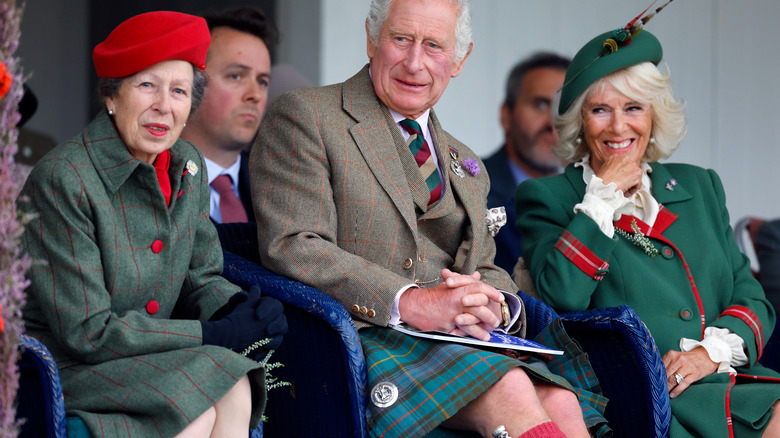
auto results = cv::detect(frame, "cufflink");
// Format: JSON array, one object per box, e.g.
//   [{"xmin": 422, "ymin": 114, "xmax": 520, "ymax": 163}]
[{"xmin": 500, "ymin": 301, "xmax": 510, "ymax": 328}]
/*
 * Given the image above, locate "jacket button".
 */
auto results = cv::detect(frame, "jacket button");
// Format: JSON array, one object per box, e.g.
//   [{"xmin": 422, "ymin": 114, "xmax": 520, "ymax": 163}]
[
  {"xmin": 367, "ymin": 309, "xmax": 376, "ymax": 318},
  {"xmin": 680, "ymin": 308, "xmax": 693, "ymax": 321},
  {"xmin": 351, "ymin": 304, "xmax": 360, "ymax": 313},
  {"xmin": 661, "ymin": 246, "xmax": 674, "ymax": 259},
  {"xmin": 151, "ymin": 240, "xmax": 164, "ymax": 254},
  {"xmin": 403, "ymin": 258, "xmax": 413, "ymax": 269},
  {"xmin": 360, "ymin": 306, "xmax": 368, "ymax": 315},
  {"xmin": 146, "ymin": 300, "xmax": 159, "ymax": 314}
]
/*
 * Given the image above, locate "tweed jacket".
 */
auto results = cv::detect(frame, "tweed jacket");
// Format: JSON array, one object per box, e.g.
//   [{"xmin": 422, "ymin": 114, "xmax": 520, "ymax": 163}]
[
  {"xmin": 251, "ymin": 65, "xmax": 517, "ymax": 330},
  {"xmin": 20, "ymin": 111, "xmax": 264, "ymax": 437},
  {"xmin": 517, "ymin": 162, "xmax": 780, "ymax": 437}
]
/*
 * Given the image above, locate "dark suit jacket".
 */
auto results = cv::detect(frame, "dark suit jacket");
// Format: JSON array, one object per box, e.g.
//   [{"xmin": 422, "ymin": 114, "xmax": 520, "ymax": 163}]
[
  {"xmin": 251, "ymin": 65, "xmax": 517, "ymax": 330},
  {"xmin": 483, "ymin": 146, "xmax": 523, "ymax": 273},
  {"xmin": 237, "ymin": 150, "xmax": 256, "ymax": 223},
  {"xmin": 758, "ymin": 219, "xmax": 780, "ymax": 312}
]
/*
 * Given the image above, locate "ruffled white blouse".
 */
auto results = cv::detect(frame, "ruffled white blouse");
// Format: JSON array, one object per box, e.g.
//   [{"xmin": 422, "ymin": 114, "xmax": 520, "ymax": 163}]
[{"xmin": 573, "ymin": 155, "xmax": 748, "ymax": 374}]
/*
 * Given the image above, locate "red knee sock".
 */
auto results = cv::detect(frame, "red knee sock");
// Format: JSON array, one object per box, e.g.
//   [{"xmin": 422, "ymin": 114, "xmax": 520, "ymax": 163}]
[{"xmin": 519, "ymin": 422, "xmax": 567, "ymax": 438}]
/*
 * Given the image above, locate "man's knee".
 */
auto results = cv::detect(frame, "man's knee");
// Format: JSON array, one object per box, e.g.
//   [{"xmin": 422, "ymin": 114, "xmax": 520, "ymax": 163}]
[{"xmin": 537, "ymin": 383, "xmax": 580, "ymax": 411}]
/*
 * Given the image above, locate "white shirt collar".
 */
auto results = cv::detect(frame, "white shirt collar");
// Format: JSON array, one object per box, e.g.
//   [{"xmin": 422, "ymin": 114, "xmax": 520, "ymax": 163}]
[{"xmin": 204, "ymin": 155, "xmax": 242, "ymax": 188}]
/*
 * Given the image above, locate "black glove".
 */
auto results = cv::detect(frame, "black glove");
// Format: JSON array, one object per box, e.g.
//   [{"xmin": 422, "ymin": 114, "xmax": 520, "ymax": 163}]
[
  {"xmin": 209, "ymin": 290, "xmax": 250, "ymax": 321},
  {"xmin": 201, "ymin": 285, "xmax": 288, "ymax": 355}
]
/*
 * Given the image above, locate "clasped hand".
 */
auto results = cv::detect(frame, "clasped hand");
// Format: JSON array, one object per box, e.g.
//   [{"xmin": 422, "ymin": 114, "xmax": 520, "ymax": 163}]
[
  {"xmin": 398, "ymin": 269, "xmax": 504, "ymax": 341},
  {"xmin": 201, "ymin": 285, "xmax": 288, "ymax": 360}
]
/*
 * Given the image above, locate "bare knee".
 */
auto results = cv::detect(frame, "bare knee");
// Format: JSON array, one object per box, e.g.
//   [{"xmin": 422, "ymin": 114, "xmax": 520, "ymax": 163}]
[
  {"xmin": 537, "ymin": 383, "xmax": 580, "ymax": 411},
  {"xmin": 213, "ymin": 376, "xmax": 252, "ymax": 429},
  {"xmin": 174, "ymin": 406, "xmax": 216, "ymax": 438}
]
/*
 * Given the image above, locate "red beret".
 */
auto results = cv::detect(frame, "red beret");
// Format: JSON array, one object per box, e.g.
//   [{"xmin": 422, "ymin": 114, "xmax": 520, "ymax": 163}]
[{"xmin": 93, "ymin": 11, "xmax": 211, "ymax": 78}]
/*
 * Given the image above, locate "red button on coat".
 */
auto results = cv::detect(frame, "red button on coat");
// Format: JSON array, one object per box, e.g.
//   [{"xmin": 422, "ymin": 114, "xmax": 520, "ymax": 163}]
[
  {"xmin": 151, "ymin": 240, "xmax": 164, "ymax": 253},
  {"xmin": 146, "ymin": 300, "xmax": 159, "ymax": 314}
]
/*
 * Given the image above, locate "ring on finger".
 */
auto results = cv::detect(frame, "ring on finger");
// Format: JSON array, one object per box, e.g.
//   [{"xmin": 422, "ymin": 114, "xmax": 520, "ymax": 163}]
[{"xmin": 673, "ymin": 372, "xmax": 684, "ymax": 385}]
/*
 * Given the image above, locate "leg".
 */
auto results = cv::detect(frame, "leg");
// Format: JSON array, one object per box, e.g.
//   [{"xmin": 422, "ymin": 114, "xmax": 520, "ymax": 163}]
[
  {"xmin": 211, "ymin": 375, "xmax": 253, "ymax": 438},
  {"xmin": 442, "ymin": 367, "xmax": 574, "ymax": 438},
  {"xmin": 762, "ymin": 400, "xmax": 780, "ymax": 437},
  {"xmin": 536, "ymin": 382, "xmax": 590, "ymax": 438},
  {"xmin": 174, "ymin": 406, "xmax": 216, "ymax": 438}
]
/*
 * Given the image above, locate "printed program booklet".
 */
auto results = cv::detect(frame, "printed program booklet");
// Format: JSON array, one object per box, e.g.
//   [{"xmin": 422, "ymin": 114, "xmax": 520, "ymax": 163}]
[{"xmin": 391, "ymin": 323, "xmax": 563, "ymax": 355}]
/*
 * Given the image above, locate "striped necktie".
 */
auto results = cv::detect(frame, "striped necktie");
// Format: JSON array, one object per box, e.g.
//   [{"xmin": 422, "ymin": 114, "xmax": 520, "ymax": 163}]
[{"xmin": 400, "ymin": 119, "xmax": 442, "ymax": 205}]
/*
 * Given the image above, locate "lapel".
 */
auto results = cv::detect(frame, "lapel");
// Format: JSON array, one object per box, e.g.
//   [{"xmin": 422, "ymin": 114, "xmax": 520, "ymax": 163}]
[
  {"xmin": 563, "ymin": 163, "xmax": 588, "ymax": 199},
  {"xmin": 648, "ymin": 162, "xmax": 692, "ymax": 206},
  {"xmin": 342, "ymin": 65, "xmax": 418, "ymax": 230},
  {"xmin": 85, "ymin": 110, "xmax": 142, "ymax": 195}
]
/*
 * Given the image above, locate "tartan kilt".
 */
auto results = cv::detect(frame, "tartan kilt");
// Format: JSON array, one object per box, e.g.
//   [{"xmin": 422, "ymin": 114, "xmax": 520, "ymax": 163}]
[
  {"xmin": 360, "ymin": 319, "xmax": 610, "ymax": 438},
  {"xmin": 58, "ymin": 345, "xmax": 266, "ymax": 438}
]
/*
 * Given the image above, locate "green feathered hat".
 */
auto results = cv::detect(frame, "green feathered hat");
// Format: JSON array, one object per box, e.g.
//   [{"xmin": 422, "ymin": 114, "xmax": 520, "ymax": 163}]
[{"xmin": 558, "ymin": 0, "xmax": 675, "ymax": 115}]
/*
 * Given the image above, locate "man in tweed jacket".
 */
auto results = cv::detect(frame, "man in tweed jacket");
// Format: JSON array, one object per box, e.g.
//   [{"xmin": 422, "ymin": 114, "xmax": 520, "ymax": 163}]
[{"xmin": 251, "ymin": 1, "xmax": 604, "ymax": 437}]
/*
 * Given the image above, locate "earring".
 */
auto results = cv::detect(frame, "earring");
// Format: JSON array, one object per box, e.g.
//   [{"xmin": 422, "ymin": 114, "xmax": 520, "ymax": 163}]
[
  {"xmin": 108, "ymin": 109, "xmax": 114, "ymax": 115},
  {"xmin": 649, "ymin": 136, "xmax": 656, "ymax": 144},
  {"xmin": 575, "ymin": 136, "xmax": 582, "ymax": 145},
  {"xmin": 183, "ymin": 123, "xmax": 187, "ymax": 128}
]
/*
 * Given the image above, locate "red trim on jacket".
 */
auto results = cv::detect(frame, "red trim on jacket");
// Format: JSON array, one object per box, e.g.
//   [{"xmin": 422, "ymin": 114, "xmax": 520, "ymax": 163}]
[
  {"xmin": 555, "ymin": 230, "xmax": 609, "ymax": 280},
  {"xmin": 725, "ymin": 373, "xmax": 736, "ymax": 438},
  {"xmin": 615, "ymin": 208, "xmax": 707, "ymax": 339},
  {"xmin": 718, "ymin": 306, "xmax": 764, "ymax": 360}
]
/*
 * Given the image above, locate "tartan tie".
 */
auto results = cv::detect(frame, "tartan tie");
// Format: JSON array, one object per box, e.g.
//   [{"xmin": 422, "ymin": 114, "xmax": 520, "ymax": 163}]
[
  {"xmin": 400, "ymin": 119, "xmax": 442, "ymax": 205},
  {"xmin": 211, "ymin": 174, "xmax": 248, "ymax": 223}
]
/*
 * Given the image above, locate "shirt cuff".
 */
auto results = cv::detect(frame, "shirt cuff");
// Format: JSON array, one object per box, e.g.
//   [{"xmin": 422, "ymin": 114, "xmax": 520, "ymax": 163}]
[
  {"xmin": 390, "ymin": 284, "xmax": 418, "ymax": 326},
  {"xmin": 494, "ymin": 291, "xmax": 522, "ymax": 334},
  {"xmin": 679, "ymin": 326, "xmax": 749, "ymax": 375},
  {"xmin": 573, "ymin": 175, "xmax": 632, "ymax": 238}
]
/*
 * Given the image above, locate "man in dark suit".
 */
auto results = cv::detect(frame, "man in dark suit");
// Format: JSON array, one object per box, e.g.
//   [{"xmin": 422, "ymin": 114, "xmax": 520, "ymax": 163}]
[
  {"xmin": 182, "ymin": 7, "xmax": 278, "ymax": 223},
  {"xmin": 252, "ymin": 1, "xmax": 606, "ymax": 437},
  {"xmin": 758, "ymin": 219, "xmax": 780, "ymax": 312},
  {"xmin": 483, "ymin": 52, "xmax": 570, "ymax": 273}
]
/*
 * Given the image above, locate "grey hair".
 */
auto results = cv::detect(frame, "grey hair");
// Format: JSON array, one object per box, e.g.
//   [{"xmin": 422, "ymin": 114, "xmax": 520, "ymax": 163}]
[
  {"xmin": 97, "ymin": 65, "xmax": 208, "ymax": 114},
  {"xmin": 554, "ymin": 62, "xmax": 687, "ymax": 163},
  {"xmin": 366, "ymin": 0, "xmax": 472, "ymax": 63}
]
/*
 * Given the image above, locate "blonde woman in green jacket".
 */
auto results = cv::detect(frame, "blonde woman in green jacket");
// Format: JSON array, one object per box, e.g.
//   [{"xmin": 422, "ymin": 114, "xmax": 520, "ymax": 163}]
[{"xmin": 517, "ymin": 28, "xmax": 780, "ymax": 437}]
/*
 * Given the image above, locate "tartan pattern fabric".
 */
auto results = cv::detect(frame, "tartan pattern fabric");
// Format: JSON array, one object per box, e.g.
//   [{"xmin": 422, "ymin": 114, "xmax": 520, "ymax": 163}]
[
  {"xmin": 555, "ymin": 230, "xmax": 609, "ymax": 280},
  {"xmin": 718, "ymin": 306, "xmax": 764, "ymax": 360},
  {"xmin": 400, "ymin": 118, "xmax": 442, "ymax": 206},
  {"xmin": 360, "ymin": 319, "xmax": 609, "ymax": 438},
  {"xmin": 19, "ymin": 111, "xmax": 264, "ymax": 437},
  {"xmin": 252, "ymin": 65, "xmax": 517, "ymax": 331}
]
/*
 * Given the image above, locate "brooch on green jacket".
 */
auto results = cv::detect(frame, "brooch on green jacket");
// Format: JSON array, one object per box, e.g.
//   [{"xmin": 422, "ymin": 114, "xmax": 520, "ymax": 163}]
[{"xmin": 615, "ymin": 218, "xmax": 660, "ymax": 258}]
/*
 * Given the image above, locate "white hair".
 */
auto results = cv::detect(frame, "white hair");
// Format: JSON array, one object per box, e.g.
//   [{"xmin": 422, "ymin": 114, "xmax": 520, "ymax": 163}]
[
  {"xmin": 366, "ymin": 0, "xmax": 472, "ymax": 63},
  {"xmin": 555, "ymin": 62, "xmax": 687, "ymax": 163}
]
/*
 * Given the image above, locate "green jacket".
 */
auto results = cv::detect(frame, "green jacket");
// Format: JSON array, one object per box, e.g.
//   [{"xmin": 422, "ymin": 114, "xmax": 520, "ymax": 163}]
[
  {"xmin": 20, "ymin": 111, "xmax": 264, "ymax": 438},
  {"xmin": 517, "ymin": 162, "xmax": 780, "ymax": 437}
]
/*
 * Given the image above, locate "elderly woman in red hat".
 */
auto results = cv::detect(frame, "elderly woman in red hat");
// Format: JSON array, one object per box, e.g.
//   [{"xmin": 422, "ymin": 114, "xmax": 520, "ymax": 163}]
[
  {"xmin": 18, "ymin": 11, "xmax": 286, "ymax": 437},
  {"xmin": 516, "ymin": 18, "xmax": 780, "ymax": 438}
]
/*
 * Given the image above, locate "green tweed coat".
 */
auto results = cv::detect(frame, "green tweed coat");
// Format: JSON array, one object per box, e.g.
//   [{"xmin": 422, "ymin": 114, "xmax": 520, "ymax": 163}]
[
  {"xmin": 19, "ymin": 111, "xmax": 265, "ymax": 438},
  {"xmin": 517, "ymin": 162, "xmax": 780, "ymax": 437}
]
